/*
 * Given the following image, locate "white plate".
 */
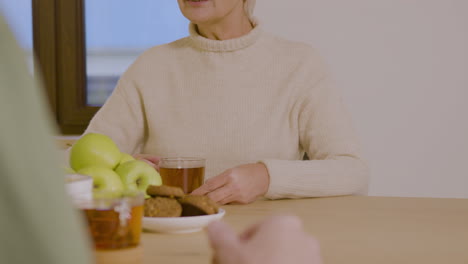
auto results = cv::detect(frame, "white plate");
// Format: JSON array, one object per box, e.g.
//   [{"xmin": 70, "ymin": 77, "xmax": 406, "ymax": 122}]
[{"xmin": 142, "ymin": 208, "xmax": 226, "ymax": 234}]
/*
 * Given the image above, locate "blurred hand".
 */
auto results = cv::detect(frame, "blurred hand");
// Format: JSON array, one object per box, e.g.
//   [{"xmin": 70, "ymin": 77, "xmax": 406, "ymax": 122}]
[
  {"xmin": 206, "ymin": 215, "xmax": 323, "ymax": 264},
  {"xmin": 191, "ymin": 163, "xmax": 269, "ymax": 205},
  {"xmin": 133, "ymin": 154, "xmax": 160, "ymax": 171}
]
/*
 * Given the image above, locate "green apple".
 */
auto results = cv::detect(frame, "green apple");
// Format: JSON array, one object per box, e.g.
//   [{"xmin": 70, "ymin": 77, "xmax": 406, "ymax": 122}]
[
  {"xmin": 62, "ymin": 165, "xmax": 76, "ymax": 174},
  {"xmin": 77, "ymin": 166, "xmax": 124, "ymax": 194},
  {"xmin": 119, "ymin": 152, "xmax": 135, "ymax": 165},
  {"xmin": 70, "ymin": 133, "xmax": 122, "ymax": 171},
  {"xmin": 114, "ymin": 160, "xmax": 162, "ymax": 196}
]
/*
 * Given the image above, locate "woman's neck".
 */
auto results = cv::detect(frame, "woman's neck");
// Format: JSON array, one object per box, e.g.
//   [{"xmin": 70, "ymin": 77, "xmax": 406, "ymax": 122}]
[{"xmin": 195, "ymin": 10, "xmax": 253, "ymax": 40}]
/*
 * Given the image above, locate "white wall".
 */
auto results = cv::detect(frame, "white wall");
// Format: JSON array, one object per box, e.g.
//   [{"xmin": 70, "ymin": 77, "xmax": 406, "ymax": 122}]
[{"xmin": 256, "ymin": 0, "xmax": 468, "ymax": 198}]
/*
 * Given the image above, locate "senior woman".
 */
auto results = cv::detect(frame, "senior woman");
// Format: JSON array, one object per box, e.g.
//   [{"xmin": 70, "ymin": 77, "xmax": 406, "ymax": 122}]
[{"xmin": 83, "ymin": 0, "xmax": 369, "ymax": 205}]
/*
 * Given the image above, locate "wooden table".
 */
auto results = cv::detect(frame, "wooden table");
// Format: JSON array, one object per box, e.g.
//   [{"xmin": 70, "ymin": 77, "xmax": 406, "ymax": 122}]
[{"xmin": 96, "ymin": 196, "xmax": 468, "ymax": 264}]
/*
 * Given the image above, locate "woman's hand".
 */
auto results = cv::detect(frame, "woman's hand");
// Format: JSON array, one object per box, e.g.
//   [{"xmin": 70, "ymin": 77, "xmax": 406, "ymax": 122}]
[
  {"xmin": 133, "ymin": 154, "xmax": 160, "ymax": 171},
  {"xmin": 206, "ymin": 215, "xmax": 323, "ymax": 264},
  {"xmin": 191, "ymin": 163, "xmax": 270, "ymax": 205}
]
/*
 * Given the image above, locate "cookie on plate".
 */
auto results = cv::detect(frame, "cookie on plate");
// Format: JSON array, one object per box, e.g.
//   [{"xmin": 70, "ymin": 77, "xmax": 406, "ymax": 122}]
[
  {"xmin": 144, "ymin": 197, "xmax": 182, "ymax": 217},
  {"xmin": 146, "ymin": 185, "xmax": 185, "ymax": 198},
  {"xmin": 178, "ymin": 195, "xmax": 219, "ymax": 216}
]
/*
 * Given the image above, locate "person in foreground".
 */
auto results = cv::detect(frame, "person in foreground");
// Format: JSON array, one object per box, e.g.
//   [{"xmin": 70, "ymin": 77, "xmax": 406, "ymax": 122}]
[
  {"xmin": 82, "ymin": 0, "xmax": 369, "ymax": 205},
  {"xmin": 0, "ymin": 14, "xmax": 322, "ymax": 264},
  {"xmin": 207, "ymin": 216, "xmax": 323, "ymax": 264}
]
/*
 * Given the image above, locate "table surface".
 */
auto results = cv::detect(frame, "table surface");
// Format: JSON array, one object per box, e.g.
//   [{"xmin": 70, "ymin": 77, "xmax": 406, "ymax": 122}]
[{"xmin": 95, "ymin": 196, "xmax": 468, "ymax": 264}]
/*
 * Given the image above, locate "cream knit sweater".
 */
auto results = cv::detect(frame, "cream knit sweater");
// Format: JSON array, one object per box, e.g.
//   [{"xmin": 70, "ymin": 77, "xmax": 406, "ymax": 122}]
[{"xmin": 84, "ymin": 22, "xmax": 369, "ymax": 199}]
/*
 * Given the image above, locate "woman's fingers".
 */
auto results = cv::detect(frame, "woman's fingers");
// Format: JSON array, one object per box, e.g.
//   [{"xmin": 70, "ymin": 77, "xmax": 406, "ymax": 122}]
[
  {"xmin": 207, "ymin": 187, "xmax": 235, "ymax": 204},
  {"xmin": 191, "ymin": 172, "xmax": 229, "ymax": 195},
  {"xmin": 133, "ymin": 154, "xmax": 160, "ymax": 170},
  {"xmin": 133, "ymin": 154, "xmax": 160, "ymax": 164}
]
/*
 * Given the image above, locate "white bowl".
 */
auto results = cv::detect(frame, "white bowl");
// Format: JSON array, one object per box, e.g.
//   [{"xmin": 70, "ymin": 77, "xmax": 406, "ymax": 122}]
[
  {"xmin": 142, "ymin": 208, "xmax": 226, "ymax": 234},
  {"xmin": 65, "ymin": 174, "xmax": 93, "ymax": 201}
]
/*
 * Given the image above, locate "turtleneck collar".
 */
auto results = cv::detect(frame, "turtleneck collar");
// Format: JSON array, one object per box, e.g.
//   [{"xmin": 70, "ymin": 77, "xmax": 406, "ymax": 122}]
[{"xmin": 188, "ymin": 18, "xmax": 262, "ymax": 52}]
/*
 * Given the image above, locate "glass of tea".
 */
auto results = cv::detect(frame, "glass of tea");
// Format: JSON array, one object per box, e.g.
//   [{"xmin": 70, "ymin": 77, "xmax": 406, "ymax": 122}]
[
  {"xmin": 75, "ymin": 190, "xmax": 144, "ymax": 250},
  {"xmin": 159, "ymin": 157, "xmax": 205, "ymax": 194}
]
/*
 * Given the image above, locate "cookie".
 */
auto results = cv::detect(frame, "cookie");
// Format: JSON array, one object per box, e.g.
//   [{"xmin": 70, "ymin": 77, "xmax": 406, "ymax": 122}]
[
  {"xmin": 144, "ymin": 197, "xmax": 182, "ymax": 217},
  {"xmin": 178, "ymin": 195, "xmax": 219, "ymax": 216},
  {"xmin": 146, "ymin": 185, "xmax": 185, "ymax": 198}
]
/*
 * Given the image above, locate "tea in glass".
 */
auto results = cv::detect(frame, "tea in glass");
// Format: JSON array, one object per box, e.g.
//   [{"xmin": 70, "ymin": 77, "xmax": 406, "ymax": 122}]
[
  {"xmin": 159, "ymin": 157, "xmax": 205, "ymax": 193},
  {"xmin": 77, "ymin": 191, "xmax": 144, "ymax": 250}
]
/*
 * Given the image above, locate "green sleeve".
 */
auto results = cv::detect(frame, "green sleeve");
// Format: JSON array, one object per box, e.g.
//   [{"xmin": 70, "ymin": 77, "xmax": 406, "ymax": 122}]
[{"xmin": 0, "ymin": 17, "xmax": 93, "ymax": 264}]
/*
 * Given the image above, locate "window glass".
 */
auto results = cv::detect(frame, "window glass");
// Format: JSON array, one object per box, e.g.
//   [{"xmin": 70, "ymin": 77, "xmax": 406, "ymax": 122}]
[{"xmin": 85, "ymin": 1, "xmax": 189, "ymax": 106}]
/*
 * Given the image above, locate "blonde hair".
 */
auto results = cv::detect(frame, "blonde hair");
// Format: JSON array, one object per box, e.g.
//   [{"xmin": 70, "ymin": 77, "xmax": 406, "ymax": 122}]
[{"xmin": 244, "ymin": 0, "xmax": 256, "ymax": 19}]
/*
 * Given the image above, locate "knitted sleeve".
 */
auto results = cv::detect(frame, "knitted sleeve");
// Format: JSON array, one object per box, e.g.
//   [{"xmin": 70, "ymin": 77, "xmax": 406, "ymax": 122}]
[
  {"xmin": 83, "ymin": 75, "xmax": 146, "ymax": 155},
  {"xmin": 261, "ymin": 52, "xmax": 369, "ymax": 199}
]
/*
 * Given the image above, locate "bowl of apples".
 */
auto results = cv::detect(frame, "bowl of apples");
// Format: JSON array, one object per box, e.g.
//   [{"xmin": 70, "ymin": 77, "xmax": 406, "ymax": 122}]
[{"xmin": 67, "ymin": 133, "xmax": 163, "ymax": 198}]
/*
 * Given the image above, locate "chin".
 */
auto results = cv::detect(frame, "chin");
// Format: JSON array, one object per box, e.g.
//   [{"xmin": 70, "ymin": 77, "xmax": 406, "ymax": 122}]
[{"xmin": 180, "ymin": 8, "xmax": 217, "ymax": 25}]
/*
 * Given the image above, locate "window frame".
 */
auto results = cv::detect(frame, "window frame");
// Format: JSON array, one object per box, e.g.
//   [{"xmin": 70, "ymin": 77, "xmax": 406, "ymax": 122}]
[{"xmin": 33, "ymin": 0, "xmax": 97, "ymax": 134}]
